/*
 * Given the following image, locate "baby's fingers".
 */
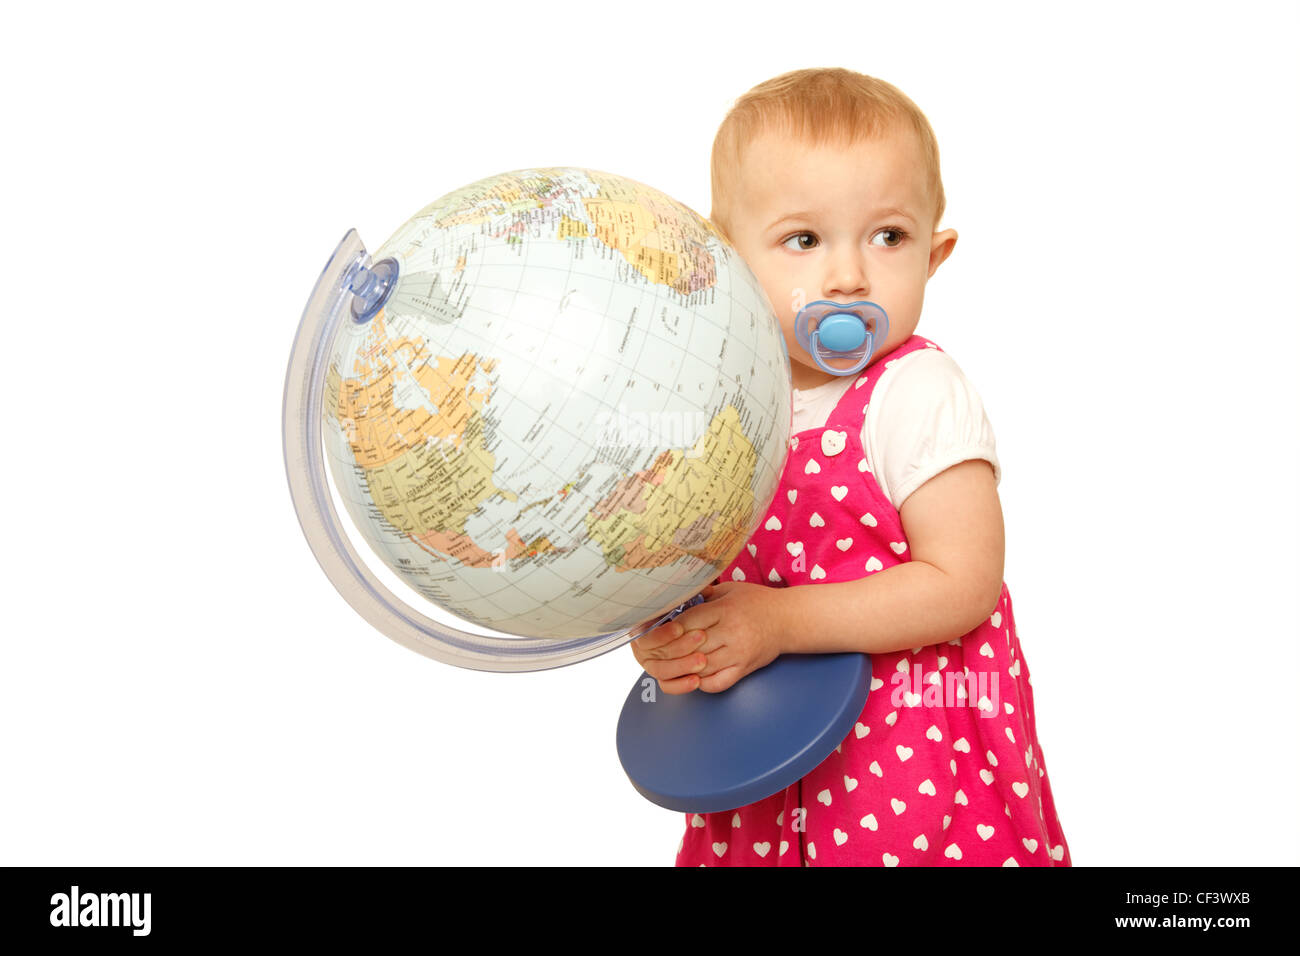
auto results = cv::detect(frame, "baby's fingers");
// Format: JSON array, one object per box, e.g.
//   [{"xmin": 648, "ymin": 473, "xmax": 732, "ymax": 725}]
[
  {"xmin": 639, "ymin": 645, "xmax": 709, "ymax": 687},
  {"xmin": 651, "ymin": 672, "xmax": 702, "ymax": 695},
  {"xmin": 697, "ymin": 664, "xmax": 743, "ymax": 695},
  {"xmin": 634, "ymin": 622, "xmax": 707, "ymax": 661},
  {"xmin": 632, "ymin": 619, "xmax": 685, "ymax": 653}
]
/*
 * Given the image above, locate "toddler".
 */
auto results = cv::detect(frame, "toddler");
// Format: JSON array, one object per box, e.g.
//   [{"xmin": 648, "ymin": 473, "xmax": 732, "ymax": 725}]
[{"xmin": 632, "ymin": 68, "xmax": 1071, "ymax": 867}]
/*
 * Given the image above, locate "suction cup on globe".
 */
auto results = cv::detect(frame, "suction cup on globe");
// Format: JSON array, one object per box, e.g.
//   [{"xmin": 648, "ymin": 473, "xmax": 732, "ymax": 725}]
[{"xmin": 793, "ymin": 300, "xmax": 889, "ymax": 376}]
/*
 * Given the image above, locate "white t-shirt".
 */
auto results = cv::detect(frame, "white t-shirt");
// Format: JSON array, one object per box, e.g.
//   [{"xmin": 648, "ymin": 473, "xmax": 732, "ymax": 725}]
[{"xmin": 790, "ymin": 347, "xmax": 1001, "ymax": 511}]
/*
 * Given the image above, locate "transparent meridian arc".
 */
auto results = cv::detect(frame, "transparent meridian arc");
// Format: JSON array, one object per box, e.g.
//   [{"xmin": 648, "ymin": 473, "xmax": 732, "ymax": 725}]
[{"xmin": 282, "ymin": 229, "xmax": 667, "ymax": 673}]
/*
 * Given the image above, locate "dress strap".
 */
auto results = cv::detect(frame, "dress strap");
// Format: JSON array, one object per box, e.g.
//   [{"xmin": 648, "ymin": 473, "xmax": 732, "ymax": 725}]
[{"xmin": 825, "ymin": 335, "xmax": 941, "ymax": 429}]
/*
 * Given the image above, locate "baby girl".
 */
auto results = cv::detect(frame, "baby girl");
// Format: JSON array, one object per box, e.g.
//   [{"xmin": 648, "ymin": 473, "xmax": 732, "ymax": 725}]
[{"xmin": 632, "ymin": 67, "xmax": 1072, "ymax": 867}]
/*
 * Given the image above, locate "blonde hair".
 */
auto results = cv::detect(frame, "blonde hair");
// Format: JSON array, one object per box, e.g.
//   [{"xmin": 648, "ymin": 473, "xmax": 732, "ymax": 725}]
[{"xmin": 710, "ymin": 68, "xmax": 946, "ymax": 242}]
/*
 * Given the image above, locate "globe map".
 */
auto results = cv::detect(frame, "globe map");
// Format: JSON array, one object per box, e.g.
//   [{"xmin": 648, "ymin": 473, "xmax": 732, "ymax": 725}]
[{"xmin": 322, "ymin": 167, "xmax": 790, "ymax": 639}]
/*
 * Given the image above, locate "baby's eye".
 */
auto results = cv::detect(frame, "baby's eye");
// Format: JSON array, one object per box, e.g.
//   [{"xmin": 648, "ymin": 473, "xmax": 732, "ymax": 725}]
[
  {"xmin": 781, "ymin": 232, "xmax": 819, "ymax": 251},
  {"xmin": 871, "ymin": 228, "xmax": 908, "ymax": 248}
]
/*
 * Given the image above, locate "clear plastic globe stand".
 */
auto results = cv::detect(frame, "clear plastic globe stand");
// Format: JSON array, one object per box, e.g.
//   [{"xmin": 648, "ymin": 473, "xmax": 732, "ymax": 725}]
[{"xmin": 283, "ymin": 229, "xmax": 697, "ymax": 672}]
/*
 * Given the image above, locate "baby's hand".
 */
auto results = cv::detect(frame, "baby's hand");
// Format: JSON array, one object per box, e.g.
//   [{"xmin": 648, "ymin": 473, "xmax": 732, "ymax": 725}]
[
  {"xmin": 629, "ymin": 614, "xmax": 711, "ymax": 695},
  {"xmin": 631, "ymin": 581, "xmax": 784, "ymax": 694}
]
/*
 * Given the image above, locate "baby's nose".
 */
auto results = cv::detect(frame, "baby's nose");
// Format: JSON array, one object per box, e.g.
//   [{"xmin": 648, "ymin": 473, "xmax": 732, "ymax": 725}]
[{"xmin": 826, "ymin": 252, "xmax": 868, "ymax": 298}]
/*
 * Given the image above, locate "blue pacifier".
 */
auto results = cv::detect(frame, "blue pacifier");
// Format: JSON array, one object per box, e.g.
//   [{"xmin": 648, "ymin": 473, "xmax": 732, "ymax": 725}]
[{"xmin": 793, "ymin": 300, "xmax": 889, "ymax": 376}]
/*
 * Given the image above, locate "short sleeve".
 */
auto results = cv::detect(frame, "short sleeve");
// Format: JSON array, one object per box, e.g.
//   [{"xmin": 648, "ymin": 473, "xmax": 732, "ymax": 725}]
[{"xmin": 858, "ymin": 348, "xmax": 1001, "ymax": 510}]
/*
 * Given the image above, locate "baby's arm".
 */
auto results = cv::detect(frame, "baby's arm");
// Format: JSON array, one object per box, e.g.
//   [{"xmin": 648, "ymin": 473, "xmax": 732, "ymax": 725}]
[
  {"xmin": 781, "ymin": 458, "xmax": 1005, "ymax": 656},
  {"xmin": 634, "ymin": 458, "xmax": 1004, "ymax": 694}
]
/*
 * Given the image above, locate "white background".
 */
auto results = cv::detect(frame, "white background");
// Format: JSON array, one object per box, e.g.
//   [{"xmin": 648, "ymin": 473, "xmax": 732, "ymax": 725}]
[{"xmin": 3, "ymin": 0, "xmax": 1296, "ymax": 866}]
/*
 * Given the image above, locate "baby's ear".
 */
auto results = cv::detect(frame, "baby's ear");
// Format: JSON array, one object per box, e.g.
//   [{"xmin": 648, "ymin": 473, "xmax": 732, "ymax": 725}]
[{"xmin": 927, "ymin": 229, "xmax": 958, "ymax": 278}]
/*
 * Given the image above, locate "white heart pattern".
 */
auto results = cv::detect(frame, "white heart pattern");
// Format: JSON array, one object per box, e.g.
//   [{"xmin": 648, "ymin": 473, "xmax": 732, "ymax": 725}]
[
  {"xmin": 977, "ymin": 824, "xmax": 995, "ymax": 841},
  {"xmin": 834, "ymin": 829, "xmax": 849, "ymax": 847},
  {"xmin": 809, "ymin": 512, "xmax": 825, "ymax": 527},
  {"xmin": 865, "ymin": 556, "xmax": 884, "ymax": 572},
  {"xmin": 712, "ymin": 842, "xmax": 727, "ymax": 857},
  {"xmin": 787, "ymin": 489, "xmax": 797, "ymax": 504},
  {"xmin": 918, "ymin": 779, "xmax": 936, "ymax": 796},
  {"xmin": 944, "ymin": 843, "xmax": 962, "ymax": 860},
  {"xmin": 896, "ymin": 745, "xmax": 913, "ymax": 762},
  {"xmin": 831, "ymin": 485, "xmax": 848, "ymax": 501},
  {"xmin": 836, "ymin": 537, "xmax": 853, "ymax": 551},
  {"xmin": 764, "ymin": 515, "xmax": 781, "ymax": 531},
  {"xmin": 821, "ymin": 430, "xmax": 847, "ymax": 457},
  {"xmin": 786, "ymin": 542, "xmax": 803, "ymax": 556},
  {"xmin": 768, "ymin": 569, "xmax": 781, "ymax": 582},
  {"xmin": 890, "ymin": 541, "xmax": 907, "ymax": 554},
  {"xmin": 859, "ymin": 512, "xmax": 877, "ymax": 527},
  {"xmin": 861, "ymin": 814, "xmax": 878, "ymax": 831},
  {"xmin": 753, "ymin": 841, "xmax": 771, "ymax": 857},
  {"xmin": 855, "ymin": 721, "xmax": 870, "ymax": 738},
  {"xmin": 731, "ymin": 567, "xmax": 745, "ymax": 581},
  {"xmin": 817, "ymin": 789, "xmax": 832, "ymax": 806},
  {"xmin": 844, "ymin": 775, "xmax": 858, "ymax": 792},
  {"xmin": 810, "ymin": 564, "xmax": 827, "ymax": 580},
  {"xmin": 805, "ymin": 459, "xmax": 821, "ymax": 475},
  {"xmin": 891, "ymin": 798, "xmax": 907, "ymax": 815},
  {"xmin": 882, "ymin": 852, "xmax": 899, "ymax": 867}
]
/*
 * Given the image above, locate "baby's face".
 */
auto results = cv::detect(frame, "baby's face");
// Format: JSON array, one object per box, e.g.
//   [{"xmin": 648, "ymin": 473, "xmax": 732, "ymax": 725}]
[{"xmin": 723, "ymin": 128, "xmax": 957, "ymax": 390}]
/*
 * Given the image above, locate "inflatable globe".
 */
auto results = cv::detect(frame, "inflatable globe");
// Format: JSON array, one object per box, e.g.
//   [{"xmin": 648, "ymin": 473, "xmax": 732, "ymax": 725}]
[{"xmin": 284, "ymin": 167, "xmax": 791, "ymax": 670}]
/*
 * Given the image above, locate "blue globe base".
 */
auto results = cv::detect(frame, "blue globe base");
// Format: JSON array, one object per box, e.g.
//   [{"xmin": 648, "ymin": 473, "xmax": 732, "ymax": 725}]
[{"xmin": 616, "ymin": 653, "xmax": 872, "ymax": 814}]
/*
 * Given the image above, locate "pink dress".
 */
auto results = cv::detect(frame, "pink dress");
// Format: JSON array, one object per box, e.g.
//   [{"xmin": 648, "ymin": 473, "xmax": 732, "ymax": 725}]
[{"xmin": 676, "ymin": 335, "xmax": 1072, "ymax": 867}]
